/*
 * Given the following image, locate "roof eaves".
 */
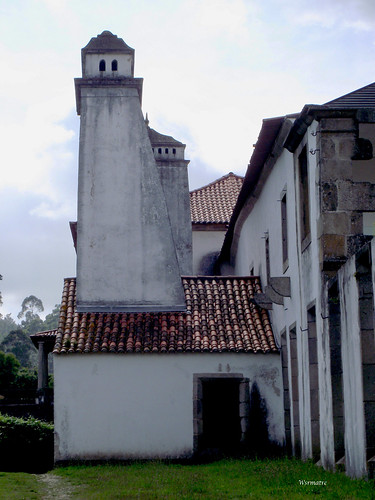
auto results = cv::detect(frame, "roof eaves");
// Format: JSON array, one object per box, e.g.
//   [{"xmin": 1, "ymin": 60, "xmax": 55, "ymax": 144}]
[{"xmin": 218, "ymin": 116, "xmax": 291, "ymax": 268}]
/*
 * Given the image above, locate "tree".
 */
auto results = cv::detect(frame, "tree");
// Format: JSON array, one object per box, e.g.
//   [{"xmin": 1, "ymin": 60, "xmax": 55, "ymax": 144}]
[
  {"xmin": 0, "ymin": 314, "xmax": 17, "ymax": 342},
  {"xmin": 0, "ymin": 330, "xmax": 37, "ymax": 369},
  {"xmin": 0, "ymin": 350, "xmax": 20, "ymax": 390},
  {"xmin": 17, "ymin": 295, "xmax": 44, "ymax": 335},
  {"xmin": 43, "ymin": 304, "xmax": 60, "ymax": 331}
]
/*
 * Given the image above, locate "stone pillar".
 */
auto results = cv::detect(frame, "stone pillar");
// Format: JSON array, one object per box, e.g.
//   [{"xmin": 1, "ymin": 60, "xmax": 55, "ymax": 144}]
[{"xmin": 37, "ymin": 341, "xmax": 48, "ymax": 391}]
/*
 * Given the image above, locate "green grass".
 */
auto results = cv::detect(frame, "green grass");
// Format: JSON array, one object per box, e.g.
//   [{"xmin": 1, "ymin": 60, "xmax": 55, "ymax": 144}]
[
  {"xmin": 0, "ymin": 458, "xmax": 374, "ymax": 499},
  {"xmin": 54, "ymin": 458, "xmax": 374, "ymax": 499},
  {"xmin": 0, "ymin": 471, "xmax": 41, "ymax": 499}
]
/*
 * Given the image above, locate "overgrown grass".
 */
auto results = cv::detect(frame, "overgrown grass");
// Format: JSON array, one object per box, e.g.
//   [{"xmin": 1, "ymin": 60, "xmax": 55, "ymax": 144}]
[
  {"xmin": 54, "ymin": 458, "xmax": 375, "ymax": 499},
  {"xmin": 0, "ymin": 458, "xmax": 374, "ymax": 499}
]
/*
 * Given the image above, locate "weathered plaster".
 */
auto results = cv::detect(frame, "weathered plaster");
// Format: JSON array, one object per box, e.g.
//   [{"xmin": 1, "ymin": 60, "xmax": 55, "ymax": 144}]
[{"xmin": 54, "ymin": 353, "xmax": 284, "ymax": 461}]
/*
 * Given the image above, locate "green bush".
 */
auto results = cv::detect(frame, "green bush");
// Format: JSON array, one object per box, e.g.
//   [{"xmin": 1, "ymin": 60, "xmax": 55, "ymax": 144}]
[{"xmin": 0, "ymin": 413, "xmax": 54, "ymax": 472}]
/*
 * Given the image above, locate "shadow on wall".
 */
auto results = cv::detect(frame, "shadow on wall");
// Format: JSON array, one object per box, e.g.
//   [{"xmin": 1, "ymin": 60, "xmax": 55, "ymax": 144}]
[
  {"xmin": 246, "ymin": 383, "xmax": 281, "ymax": 458},
  {"xmin": 198, "ymin": 252, "xmax": 220, "ymax": 275}
]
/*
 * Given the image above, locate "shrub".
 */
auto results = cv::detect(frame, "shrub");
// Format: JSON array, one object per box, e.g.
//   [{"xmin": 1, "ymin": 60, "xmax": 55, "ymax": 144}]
[{"xmin": 0, "ymin": 413, "xmax": 54, "ymax": 472}]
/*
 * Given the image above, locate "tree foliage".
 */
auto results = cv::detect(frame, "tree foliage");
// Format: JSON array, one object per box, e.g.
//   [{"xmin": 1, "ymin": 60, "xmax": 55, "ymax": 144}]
[
  {"xmin": 0, "ymin": 314, "xmax": 17, "ymax": 342},
  {"xmin": 43, "ymin": 304, "xmax": 60, "ymax": 331},
  {"xmin": 0, "ymin": 330, "xmax": 37, "ymax": 368},
  {"xmin": 0, "ymin": 350, "xmax": 20, "ymax": 390}
]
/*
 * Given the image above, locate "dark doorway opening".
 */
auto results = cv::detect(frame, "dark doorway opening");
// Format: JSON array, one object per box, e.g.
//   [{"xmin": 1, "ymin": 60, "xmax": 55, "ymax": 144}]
[{"xmin": 201, "ymin": 378, "xmax": 241, "ymax": 453}]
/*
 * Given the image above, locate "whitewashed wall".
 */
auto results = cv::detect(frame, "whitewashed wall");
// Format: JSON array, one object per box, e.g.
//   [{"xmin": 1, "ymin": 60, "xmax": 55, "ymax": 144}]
[
  {"xmin": 54, "ymin": 352, "xmax": 284, "ymax": 461},
  {"xmin": 230, "ymin": 120, "xmax": 337, "ymax": 468},
  {"xmin": 192, "ymin": 230, "xmax": 226, "ymax": 274}
]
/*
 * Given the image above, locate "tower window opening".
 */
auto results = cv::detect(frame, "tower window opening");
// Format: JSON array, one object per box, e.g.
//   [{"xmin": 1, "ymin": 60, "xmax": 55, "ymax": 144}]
[
  {"xmin": 165, "ymin": 148, "xmax": 169, "ymax": 154},
  {"xmin": 173, "ymin": 148, "xmax": 176, "ymax": 154},
  {"xmin": 99, "ymin": 60, "xmax": 106, "ymax": 71},
  {"xmin": 111, "ymin": 60, "xmax": 118, "ymax": 71},
  {"xmin": 158, "ymin": 148, "xmax": 162, "ymax": 154},
  {"xmin": 152, "ymin": 148, "xmax": 154, "ymax": 152}
]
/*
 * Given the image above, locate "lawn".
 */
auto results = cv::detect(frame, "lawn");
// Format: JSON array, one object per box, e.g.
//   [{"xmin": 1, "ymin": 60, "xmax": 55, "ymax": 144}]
[{"xmin": 1, "ymin": 458, "xmax": 374, "ymax": 499}]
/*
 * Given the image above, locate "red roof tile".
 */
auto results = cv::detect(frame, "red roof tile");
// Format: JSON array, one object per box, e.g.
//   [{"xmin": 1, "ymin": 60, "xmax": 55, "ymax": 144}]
[
  {"xmin": 190, "ymin": 172, "xmax": 244, "ymax": 225},
  {"xmin": 52, "ymin": 277, "xmax": 277, "ymax": 355}
]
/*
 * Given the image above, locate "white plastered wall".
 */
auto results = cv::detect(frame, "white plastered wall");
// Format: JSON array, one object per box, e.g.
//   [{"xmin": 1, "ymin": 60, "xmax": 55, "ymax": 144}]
[
  {"xmin": 232, "ymin": 120, "xmax": 336, "ymax": 468},
  {"xmin": 54, "ymin": 352, "xmax": 284, "ymax": 461}
]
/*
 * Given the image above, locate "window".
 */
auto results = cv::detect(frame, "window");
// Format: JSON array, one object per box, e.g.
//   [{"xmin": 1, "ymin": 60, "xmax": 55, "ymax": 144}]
[
  {"xmin": 158, "ymin": 148, "xmax": 162, "ymax": 154},
  {"xmin": 99, "ymin": 59, "xmax": 106, "ymax": 71},
  {"xmin": 165, "ymin": 148, "xmax": 169, "ymax": 154},
  {"xmin": 173, "ymin": 148, "xmax": 176, "ymax": 154},
  {"xmin": 111, "ymin": 60, "xmax": 118, "ymax": 71},
  {"xmin": 298, "ymin": 146, "xmax": 310, "ymax": 242},
  {"xmin": 281, "ymin": 192, "xmax": 288, "ymax": 267}
]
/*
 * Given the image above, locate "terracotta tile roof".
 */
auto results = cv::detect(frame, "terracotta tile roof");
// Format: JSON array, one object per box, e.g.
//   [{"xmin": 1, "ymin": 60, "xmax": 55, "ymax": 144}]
[
  {"xmin": 190, "ymin": 172, "xmax": 244, "ymax": 225},
  {"xmin": 30, "ymin": 330, "xmax": 58, "ymax": 350},
  {"xmin": 52, "ymin": 277, "xmax": 277, "ymax": 355}
]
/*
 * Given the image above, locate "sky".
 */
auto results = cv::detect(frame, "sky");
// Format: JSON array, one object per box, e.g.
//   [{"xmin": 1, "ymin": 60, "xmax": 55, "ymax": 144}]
[{"xmin": 1, "ymin": 0, "xmax": 375, "ymax": 319}]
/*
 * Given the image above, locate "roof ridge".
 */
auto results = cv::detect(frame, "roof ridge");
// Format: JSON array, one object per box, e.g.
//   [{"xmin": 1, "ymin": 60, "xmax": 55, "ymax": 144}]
[{"xmin": 190, "ymin": 172, "xmax": 244, "ymax": 194}]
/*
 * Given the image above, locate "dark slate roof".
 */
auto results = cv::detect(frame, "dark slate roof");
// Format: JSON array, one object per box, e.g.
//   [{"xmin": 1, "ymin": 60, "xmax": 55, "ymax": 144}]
[
  {"xmin": 325, "ymin": 82, "xmax": 375, "ymax": 108},
  {"xmin": 82, "ymin": 31, "xmax": 134, "ymax": 54},
  {"xmin": 147, "ymin": 127, "xmax": 184, "ymax": 147},
  {"xmin": 51, "ymin": 277, "xmax": 277, "ymax": 355},
  {"xmin": 190, "ymin": 173, "xmax": 244, "ymax": 225}
]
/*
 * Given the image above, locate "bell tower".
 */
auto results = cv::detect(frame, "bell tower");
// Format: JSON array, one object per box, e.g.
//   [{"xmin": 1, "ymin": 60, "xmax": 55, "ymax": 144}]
[{"xmin": 75, "ymin": 31, "xmax": 187, "ymax": 312}]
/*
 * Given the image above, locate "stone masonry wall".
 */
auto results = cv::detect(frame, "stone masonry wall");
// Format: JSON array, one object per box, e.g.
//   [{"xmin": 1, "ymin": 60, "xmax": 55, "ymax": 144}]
[{"xmin": 318, "ymin": 117, "xmax": 375, "ymax": 273}]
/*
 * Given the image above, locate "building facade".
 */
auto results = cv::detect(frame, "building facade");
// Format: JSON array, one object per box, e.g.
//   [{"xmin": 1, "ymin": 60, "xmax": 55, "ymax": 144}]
[{"xmin": 219, "ymin": 85, "xmax": 375, "ymax": 477}]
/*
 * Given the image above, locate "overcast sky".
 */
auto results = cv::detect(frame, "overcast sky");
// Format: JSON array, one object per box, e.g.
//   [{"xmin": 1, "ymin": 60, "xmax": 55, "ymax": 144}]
[{"xmin": 1, "ymin": 0, "xmax": 375, "ymax": 319}]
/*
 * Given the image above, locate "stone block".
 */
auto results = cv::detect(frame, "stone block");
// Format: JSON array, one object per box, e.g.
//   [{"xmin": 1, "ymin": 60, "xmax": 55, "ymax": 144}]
[
  {"xmin": 240, "ymin": 417, "xmax": 249, "ymax": 434},
  {"xmin": 282, "ymin": 367, "xmax": 289, "ymax": 388},
  {"xmin": 320, "ymin": 136, "xmax": 336, "ymax": 159},
  {"xmin": 339, "ymin": 135, "xmax": 356, "ymax": 158},
  {"xmin": 284, "ymin": 409, "xmax": 291, "ymax": 430},
  {"xmin": 309, "ymin": 338, "xmax": 318, "ymax": 364},
  {"xmin": 318, "ymin": 212, "xmax": 351, "ymax": 237},
  {"xmin": 361, "ymin": 330, "xmax": 375, "ymax": 364},
  {"xmin": 239, "ymin": 380, "xmax": 250, "ymax": 403},
  {"xmin": 321, "ymin": 118, "xmax": 356, "ymax": 131},
  {"xmin": 309, "ymin": 364, "xmax": 319, "ymax": 391},
  {"xmin": 320, "ymin": 234, "xmax": 346, "ymax": 260},
  {"xmin": 321, "ymin": 159, "xmax": 353, "ymax": 182},
  {"xmin": 337, "ymin": 181, "xmax": 375, "ymax": 211},
  {"xmin": 353, "ymin": 161, "xmax": 375, "ymax": 183},
  {"xmin": 364, "ymin": 402, "xmax": 375, "ymax": 451},
  {"xmin": 310, "ymin": 390, "xmax": 320, "ymax": 420},
  {"xmin": 311, "ymin": 420, "xmax": 320, "ymax": 456},
  {"xmin": 321, "ymin": 182, "xmax": 338, "ymax": 211},
  {"xmin": 239, "ymin": 402, "xmax": 249, "ymax": 417},
  {"xmin": 284, "ymin": 388, "xmax": 290, "ymax": 408},
  {"xmin": 351, "ymin": 213, "xmax": 363, "ymax": 233},
  {"xmin": 362, "ymin": 364, "xmax": 375, "ymax": 401},
  {"xmin": 193, "ymin": 399, "xmax": 202, "ymax": 419},
  {"xmin": 193, "ymin": 418, "xmax": 203, "ymax": 435},
  {"xmin": 347, "ymin": 235, "xmax": 372, "ymax": 257},
  {"xmin": 359, "ymin": 300, "xmax": 374, "ymax": 330},
  {"xmin": 292, "ymin": 377, "xmax": 299, "ymax": 404}
]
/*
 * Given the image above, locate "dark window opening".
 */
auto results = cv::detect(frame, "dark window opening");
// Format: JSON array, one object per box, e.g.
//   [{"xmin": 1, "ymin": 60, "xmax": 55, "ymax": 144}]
[
  {"xmin": 165, "ymin": 148, "xmax": 169, "ymax": 154},
  {"xmin": 158, "ymin": 148, "xmax": 162, "ymax": 154},
  {"xmin": 111, "ymin": 59, "xmax": 118, "ymax": 71},
  {"xmin": 152, "ymin": 148, "xmax": 154, "ymax": 152},
  {"xmin": 298, "ymin": 146, "xmax": 310, "ymax": 243},
  {"xmin": 99, "ymin": 59, "xmax": 106, "ymax": 71},
  {"xmin": 281, "ymin": 193, "xmax": 288, "ymax": 265},
  {"xmin": 173, "ymin": 148, "xmax": 176, "ymax": 154}
]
